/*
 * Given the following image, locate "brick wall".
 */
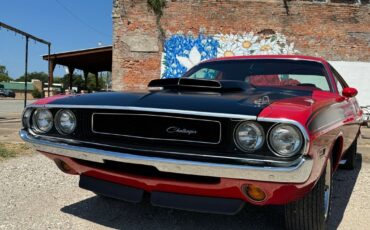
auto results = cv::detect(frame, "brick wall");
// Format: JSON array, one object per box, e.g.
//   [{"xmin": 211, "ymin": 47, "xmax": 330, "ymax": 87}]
[{"xmin": 112, "ymin": 0, "xmax": 370, "ymax": 91}]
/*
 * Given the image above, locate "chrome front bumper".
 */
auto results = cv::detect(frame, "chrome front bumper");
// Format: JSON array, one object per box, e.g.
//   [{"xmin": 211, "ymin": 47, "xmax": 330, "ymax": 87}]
[{"xmin": 20, "ymin": 130, "xmax": 313, "ymax": 183}]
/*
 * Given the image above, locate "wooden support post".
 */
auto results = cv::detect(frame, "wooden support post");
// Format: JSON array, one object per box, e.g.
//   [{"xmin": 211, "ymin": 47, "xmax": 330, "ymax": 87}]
[
  {"xmin": 67, "ymin": 66, "xmax": 75, "ymax": 91},
  {"xmin": 83, "ymin": 70, "xmax": 89, "ymax": 90},
  {"xmin": 48, "ymin": 58, "xmax": 56, "ymax": 97},
  {"xmin": 94, "ymin": 72, "xmax": 99, "ymax": 89}
]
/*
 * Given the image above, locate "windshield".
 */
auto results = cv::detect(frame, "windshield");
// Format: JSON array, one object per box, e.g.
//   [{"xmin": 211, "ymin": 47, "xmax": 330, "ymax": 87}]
[{"xmin": 183, "ymin": 59, "xmax": 331, "ymax": 91}]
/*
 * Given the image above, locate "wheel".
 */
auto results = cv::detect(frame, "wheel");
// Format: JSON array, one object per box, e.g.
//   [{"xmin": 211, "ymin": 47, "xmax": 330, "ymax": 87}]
[
  {"xmin": 341, "ymin": 138, "xmax": 357, "ymax": 170},
  {"xmin": 285, "ymin": 157, "xmax": 332, "ymax": 230}
]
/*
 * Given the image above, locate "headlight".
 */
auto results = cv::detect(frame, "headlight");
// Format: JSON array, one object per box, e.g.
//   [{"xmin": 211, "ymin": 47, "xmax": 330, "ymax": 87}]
[
  {"xmin": 234, "ymin": 121, "xmax": 265, "ymax": 152},
  {"xmin": 22, "ymin": 108, "xmax": 33, "ymax": 129},
  {"xmin": 268, "ymin": 124, "xmax": 303, "ymax": 157},
  {"xmin": 32, "ymin": 109, "xmax": 53, "ymax": 133},
  {"xmin": 54, "ymin": 109, "xmax": 76, "ymax": 135}
]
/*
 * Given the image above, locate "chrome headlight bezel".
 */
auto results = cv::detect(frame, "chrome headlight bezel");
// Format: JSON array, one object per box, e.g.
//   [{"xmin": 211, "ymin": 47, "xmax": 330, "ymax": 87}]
[
  {"xmin": 22, "ymin": 108, "xmax": 33, "ymax": 129},
  {"xmin": 234, "ymin": 121, "xmax": 265, "ymax": 152},
  {"xmin": 268, "ymin": 123, "xmax": 304, "ymax": 158},
  {"xmin": 54, "ymin": 109, "xmax": 77, "ymax": 135},
  {"xmin": 31, "ymin": 108, "xmax": 53, "ymax": 134}
]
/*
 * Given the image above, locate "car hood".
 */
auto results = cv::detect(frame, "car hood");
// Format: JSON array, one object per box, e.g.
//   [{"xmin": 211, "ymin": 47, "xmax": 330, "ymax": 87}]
[{"xmin": 38, "ymin": 88, "xmax": 314, "ymax": 117}]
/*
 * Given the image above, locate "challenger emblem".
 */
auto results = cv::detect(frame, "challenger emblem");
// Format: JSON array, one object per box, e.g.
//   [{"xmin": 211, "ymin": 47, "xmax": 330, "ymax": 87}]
[{"xmin": 166, "ymin": 126, "xmax": 197, "ymax": 135}]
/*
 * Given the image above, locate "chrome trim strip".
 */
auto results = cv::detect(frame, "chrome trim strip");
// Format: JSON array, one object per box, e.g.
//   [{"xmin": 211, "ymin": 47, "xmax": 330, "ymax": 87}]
[
  {"xmin": 20, "ymin": 130, "xmax": 313, "ymax": 183},
  {"xmin": 257, "ymin": 117, "xmax": 310, "ymax": 155},
  {"xmin": 91, "ymin": 112, "xmax": 222, "ymax": 145},
  {"xmin": 28, "ymin": 130, "xmax": 300, "ymax": 166},
  {"xmin": 26, "ymin": 104, "xmax": 257, "ymax": 120}
]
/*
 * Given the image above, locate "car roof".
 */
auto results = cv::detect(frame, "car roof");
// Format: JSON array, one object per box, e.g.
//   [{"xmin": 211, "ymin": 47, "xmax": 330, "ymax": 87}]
[{"xmin": 202, "ymin": 55, "xmax": 328, "ymax": 64}]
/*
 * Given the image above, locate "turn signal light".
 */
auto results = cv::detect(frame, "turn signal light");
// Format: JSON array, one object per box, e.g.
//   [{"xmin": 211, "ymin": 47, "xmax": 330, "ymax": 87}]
[
  {"xmin": 244, "ymin": 184, "xmax": 266, "ymax": 202},
  {"xmin": 54, "ymin": 159, "xmax": 77, "ymax": 174},
  {"xmin": 60, "ymin": 161, "xmax": 72, "ymax": 172}
]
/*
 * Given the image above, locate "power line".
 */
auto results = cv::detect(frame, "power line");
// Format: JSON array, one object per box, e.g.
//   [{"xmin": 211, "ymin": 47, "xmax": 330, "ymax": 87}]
[{"xmin": 54, "ymin": 0, "xmax": 111, "ymax": 38}]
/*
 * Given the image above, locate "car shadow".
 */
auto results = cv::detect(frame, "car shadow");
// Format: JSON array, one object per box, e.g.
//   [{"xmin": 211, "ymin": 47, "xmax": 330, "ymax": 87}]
[
  {"xmin": 61, "ymin": 155, "xmax": 363, "ymax": 230},
  {"xmin": 61, "ymin": 195, "xmax": 285, "ymax": 229},
  {"xmin": 327, "ymin": 153, "xmax": 363, "ymax": 230}
]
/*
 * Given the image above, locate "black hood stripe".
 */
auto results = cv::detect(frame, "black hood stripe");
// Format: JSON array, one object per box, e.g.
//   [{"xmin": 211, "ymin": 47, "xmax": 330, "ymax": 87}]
[
  {"xmin": 40, "ymin": 88, "xmax": 313, "ymax": 117},
  {"xmin": 27, "ymin": 104, "xmax": 258, "ymax": 120}
]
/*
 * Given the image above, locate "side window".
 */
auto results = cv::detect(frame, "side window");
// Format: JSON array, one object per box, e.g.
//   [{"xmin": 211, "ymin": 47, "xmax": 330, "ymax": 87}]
[
  {"xmin": 287, "ymin": 74, "xmax": 330, "ymax": 91},
  {"xmin": 335, "ymin": 77, "xmax": 344, "ymax": 94},
  {"xmin": 330, "ymin": 65, "xmax": 347, "ymax": 94}
]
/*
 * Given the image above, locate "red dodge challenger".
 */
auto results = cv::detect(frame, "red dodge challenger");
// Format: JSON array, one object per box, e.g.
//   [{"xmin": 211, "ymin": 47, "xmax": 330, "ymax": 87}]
[{"xmin": 20, "ymin": 55, "xmax": 362, "ymax": 229}]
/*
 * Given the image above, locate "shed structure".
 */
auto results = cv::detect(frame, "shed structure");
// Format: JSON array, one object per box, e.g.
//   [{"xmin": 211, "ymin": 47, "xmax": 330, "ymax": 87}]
[{"xmin": 43, "ymin": 46, "xmax": 112, "ymax": 91}]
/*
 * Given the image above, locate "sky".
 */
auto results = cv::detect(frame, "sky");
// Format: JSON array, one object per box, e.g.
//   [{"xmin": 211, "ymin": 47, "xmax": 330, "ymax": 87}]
[{"xmin": 0, "ymin": 0, "xmax": 112, "ymax": 79}]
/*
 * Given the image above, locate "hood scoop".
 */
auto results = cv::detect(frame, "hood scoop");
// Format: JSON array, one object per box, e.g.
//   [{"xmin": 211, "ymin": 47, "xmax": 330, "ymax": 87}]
[{"xmin": 148, "ymin": 78, "xmax": 247, "ymax": 92}]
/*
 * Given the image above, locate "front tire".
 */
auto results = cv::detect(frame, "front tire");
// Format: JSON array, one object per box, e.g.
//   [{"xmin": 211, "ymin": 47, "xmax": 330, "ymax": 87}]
[{"xmin": 285, "ymin": 157, "xmax": 332, "ymax": 230}]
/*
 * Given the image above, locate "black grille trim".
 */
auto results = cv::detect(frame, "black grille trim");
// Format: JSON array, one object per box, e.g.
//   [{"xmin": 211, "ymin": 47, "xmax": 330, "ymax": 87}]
[{"xmin": 91, "ymin": 112, "xmax": 222, "ymax": 145}]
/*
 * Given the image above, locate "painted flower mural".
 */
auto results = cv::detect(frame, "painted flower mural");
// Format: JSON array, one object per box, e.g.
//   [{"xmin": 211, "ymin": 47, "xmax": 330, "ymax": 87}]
[
  {"xmin": 217, "ymin": 43, "xmax": 243, "ymax": 57},
  {"xmin": 237, "ymin": 32, "xmax": 259, "ymax": 55},
  {"xmin": 176, "ymin": 46, "xmax": 202, "ymax": 70},
  {"xmin": 255, "ymin": 39, "xmax": 281, "ymax": 55},
  {"xmin": 215, "ymin": 32, "xmax": 260, "ymax": 56},
  {"xmin": 161, "ymin": 31, "xmax": 298, "ymax": 78},
  {"xmin": 161, "ymin": 34, "xmax": 218, "ymax": 79}
]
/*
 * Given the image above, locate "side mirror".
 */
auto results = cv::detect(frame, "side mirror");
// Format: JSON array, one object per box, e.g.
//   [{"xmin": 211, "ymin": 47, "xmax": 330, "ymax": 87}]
[{"xmin": 342, "ymin": 87, "xmax": 358, "ymax": 98}]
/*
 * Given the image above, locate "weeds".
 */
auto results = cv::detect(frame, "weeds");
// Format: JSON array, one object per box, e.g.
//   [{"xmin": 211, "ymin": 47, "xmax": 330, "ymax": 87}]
[
  {"xmin": 0, "ymin": 143, "xmax": 32, "ymax": 160},
  {"xmin": 0, "ymin": 143, "xmax": 16, "ymax": 159}
]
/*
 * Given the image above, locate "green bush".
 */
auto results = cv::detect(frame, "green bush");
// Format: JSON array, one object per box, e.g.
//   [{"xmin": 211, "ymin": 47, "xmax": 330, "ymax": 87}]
[{"xmin": 32, "ymin": 89, "xmax": 43, "ymax": 98}]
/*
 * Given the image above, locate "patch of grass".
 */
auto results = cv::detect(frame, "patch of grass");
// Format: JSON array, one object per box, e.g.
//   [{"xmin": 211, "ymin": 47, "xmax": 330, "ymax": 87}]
[
  {"xmin": 0, "ymin": 143, "xmax": 16, "ymax": 159},
  {"xmin": 0, "ymin": 143, "xmax": 32, "ymax": 160}
]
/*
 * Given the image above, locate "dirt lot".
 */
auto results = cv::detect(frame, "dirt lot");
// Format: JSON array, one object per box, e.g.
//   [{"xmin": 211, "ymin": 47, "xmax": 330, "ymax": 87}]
[{"xmin": 1, "ymin": 99, "xmax": 370, "ymax": 229}]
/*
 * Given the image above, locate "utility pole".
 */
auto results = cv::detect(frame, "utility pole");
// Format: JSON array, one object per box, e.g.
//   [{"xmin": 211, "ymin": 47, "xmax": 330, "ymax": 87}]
[
  {"xmin": 0, "ymin": 21, "xmax": 51, "ymax": 107},
  {"xmin": 24, "ymin": 37, "xmax": 29, "ymax": 108}
]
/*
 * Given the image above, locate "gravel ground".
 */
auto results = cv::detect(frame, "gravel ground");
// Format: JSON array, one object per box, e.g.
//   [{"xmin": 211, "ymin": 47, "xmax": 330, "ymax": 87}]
[
  {"xmin": 0, "ymin": 120, "xmax": 22, "ymax": 143},
  {"xmin": 0, "ymin": 99, "xmax": 33, "ymax": 143},
  {"xmin": 0, "ymin": 149, "xmax": 369, "ymax": 230}
]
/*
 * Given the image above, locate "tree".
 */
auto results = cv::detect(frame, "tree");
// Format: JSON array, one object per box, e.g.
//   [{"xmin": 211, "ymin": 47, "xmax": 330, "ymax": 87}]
[
  {"xmin": 60, "ymin": 73, "xmax": 106, "ymax": 92},
  {"xmin": 15, "ymin": 71, "xmax": 48, "ymax": 83},
  {"xmin": 0, "ymin": 65, "xmax": 12, "ymax": 82},
  {"xmin": 86, "ymin": 73, "xmax": 107, "ymax": 91},
  {"xmin": 53, "ymin": 77, "xmax": 64, "ymax": 84},
  {"xmin": 0, "ymin": 65, "xmax": 8, "ymax": 75},
  {"xmin": 0, "ymin": 74, "xmax": 12, "ymax": 82}
]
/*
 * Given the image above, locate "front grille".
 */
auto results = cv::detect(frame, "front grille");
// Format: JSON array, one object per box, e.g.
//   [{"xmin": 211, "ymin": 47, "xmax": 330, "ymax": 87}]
[
  {"xmin": 92, "ymin": 113, "xmax": 221, "ymax": 144},
  {"xmin": 44, "ymin": 108, "xmax": 294, "ymax": 164}
]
